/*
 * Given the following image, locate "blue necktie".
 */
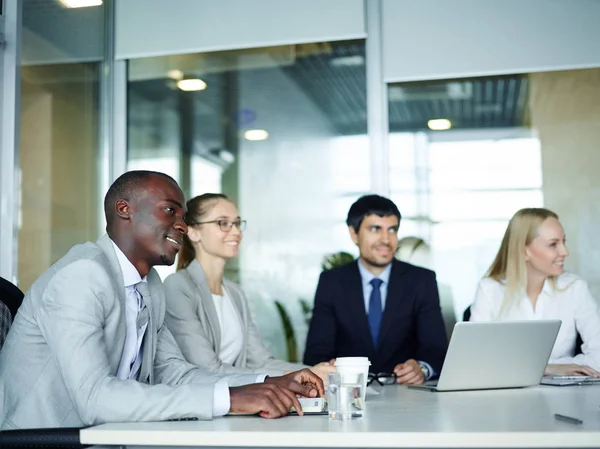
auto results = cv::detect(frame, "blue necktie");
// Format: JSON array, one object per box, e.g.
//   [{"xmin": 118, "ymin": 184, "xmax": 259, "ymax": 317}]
[{"xmin": 368, "ymin": 278, "xmax": 383, "ymax": 346}]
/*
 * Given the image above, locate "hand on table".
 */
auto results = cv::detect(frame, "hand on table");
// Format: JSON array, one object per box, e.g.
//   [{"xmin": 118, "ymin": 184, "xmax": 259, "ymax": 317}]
[
  {"xmin": 393, "ymin": 359, "xmax": 425, "ymax": 385},
  {"xmin": 544, "ymin": 363, "xmax": 600, "ymax": 377},
  {"xmin": 229, "ymin": 383, "xmax": 302, "ymax": 418},
  {"xmin": 265, "ymin": 368, "xmax": 325, "ymax": 398}
]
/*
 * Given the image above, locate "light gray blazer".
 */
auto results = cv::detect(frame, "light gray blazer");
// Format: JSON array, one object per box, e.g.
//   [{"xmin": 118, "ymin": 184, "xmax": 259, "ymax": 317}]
[
  {"xmin": 0, "ymin": 235, "xmax": 257, "ymax": 430},
  {"xmin": 164, "ymin": 260, "xmax": 306, "ymax": 377}
]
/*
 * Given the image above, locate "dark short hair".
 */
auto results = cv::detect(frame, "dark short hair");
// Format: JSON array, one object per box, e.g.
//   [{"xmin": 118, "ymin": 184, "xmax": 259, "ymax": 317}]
[
  {"xmin": 104, "ymin": 170, "xmax": 177, "ymax": 228},
  {"xmin": 346, "ymin": 194, "xmax": 401, "ymax": 232}
]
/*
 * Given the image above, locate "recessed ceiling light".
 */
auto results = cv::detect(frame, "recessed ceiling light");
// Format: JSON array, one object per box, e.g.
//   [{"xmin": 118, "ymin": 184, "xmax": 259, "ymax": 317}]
[
  {"xmin": 176, "ymin": 79, "xmax": 207, "ymax": 92},
  {"xmin": 244, "ymin": 129, "xmax": 269, "ymax": 141},
  {"xmin": 427, "ymin": 119, "xmax": 452, "ymax": 131},
  {"xmin": 330, "ymin": 55, "xmax": 365, "ymax": 67},
  {"xmin": 59, "ymin": 0, "xmax": 102, "ymax": 7},
  {"xmin": 167, "ymin": 69, "xmax": 184, "ymax": 80}
]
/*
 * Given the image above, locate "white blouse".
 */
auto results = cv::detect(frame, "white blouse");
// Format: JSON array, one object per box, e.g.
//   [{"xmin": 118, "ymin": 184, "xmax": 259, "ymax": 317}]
[
  {"xmin": 470, "ymin": 273, "xmax": 600, "ymax": 370},
  {"xmin": 211, "ymin": 291, "xmax": 244, "ymax": 365}
]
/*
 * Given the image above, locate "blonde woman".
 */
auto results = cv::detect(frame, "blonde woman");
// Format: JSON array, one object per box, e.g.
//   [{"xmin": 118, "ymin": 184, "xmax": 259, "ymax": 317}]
[
  {"xmin": 164, "ymin": 193, "xmax": 333, "ymax": 379},
  {"xmin": 470, "ymin": 208, "xmax": 600, "ymax": 376}
]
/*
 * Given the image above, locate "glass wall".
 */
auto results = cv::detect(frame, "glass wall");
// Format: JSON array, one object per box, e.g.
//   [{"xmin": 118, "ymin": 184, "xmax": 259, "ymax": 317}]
[
  {"xmin": 17, "ymin": 0, "xmax": 104, "ymax": 290},
  {"xmin": 127, "ymin": 40, "xmax": 368, "ymax": 360},
  {"xmin": 388, "ymin": 69, "xmax": 600, "ymax": 328}
]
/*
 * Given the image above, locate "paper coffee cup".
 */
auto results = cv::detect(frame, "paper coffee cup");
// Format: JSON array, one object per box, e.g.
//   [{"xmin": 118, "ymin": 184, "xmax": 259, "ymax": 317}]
[{"xmin": 334, "ymin": 357, "xmax": 371, "ymax": 403}]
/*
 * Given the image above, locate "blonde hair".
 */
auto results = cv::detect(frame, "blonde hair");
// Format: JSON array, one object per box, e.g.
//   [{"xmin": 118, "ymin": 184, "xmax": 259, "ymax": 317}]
[{"xmin": 487, "ymin": 208, "xmax": 559, "ymax": 316}]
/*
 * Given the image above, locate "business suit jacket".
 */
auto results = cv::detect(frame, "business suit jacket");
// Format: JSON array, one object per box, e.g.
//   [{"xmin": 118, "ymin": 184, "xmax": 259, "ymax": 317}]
[
  {"xmin": 0, "ymin": 235, "xmax": 257, "ymax": 430},
  {"xmin": 164, "ymin": 260, "xmax": 306, "ymax": 377},
  {"xmin": 303, "ymin": 259, "xmax": 448, "ymax": 374}
]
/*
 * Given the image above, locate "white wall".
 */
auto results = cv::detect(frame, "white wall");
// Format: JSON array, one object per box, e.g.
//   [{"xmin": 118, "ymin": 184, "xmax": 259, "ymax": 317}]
[
  {"xmin": 383, "ymin": 0, "xmax": 600, "ymax": 82},
  {"xmin": 116, "ymin": 0, "xmax": 366, "ymax": 59}
]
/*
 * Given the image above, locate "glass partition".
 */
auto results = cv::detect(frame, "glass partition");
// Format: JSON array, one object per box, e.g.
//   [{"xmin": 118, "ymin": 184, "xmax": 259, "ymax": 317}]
[
  {"xmin": 128, "ymin": 40, "xmax": 368, "ymax": 360},
  {"xmin": 389, "ymin": 68, "xmax": 600, "ymax": 327},
  {"xmin": 388, "ymin": 75, "xmax": 543, "ymax": 331},
  {"xmin": 17, "ymin": 0, "xmax": 104, "ymax": 290}
]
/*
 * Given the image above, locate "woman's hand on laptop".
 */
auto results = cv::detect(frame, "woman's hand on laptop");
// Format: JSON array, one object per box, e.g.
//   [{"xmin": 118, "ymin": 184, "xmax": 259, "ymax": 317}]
[
  {"xmin": 393, "ymin": 359, "xmax": 425, "ymax": 385},
  {"xmin": 544, "ymin": 364, "xmax": 600, "ymax": 377}
]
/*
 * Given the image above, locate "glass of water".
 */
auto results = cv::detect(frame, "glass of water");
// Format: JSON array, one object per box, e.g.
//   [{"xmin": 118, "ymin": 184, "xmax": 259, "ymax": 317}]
[{"xmin": 327, "ymin": 372, "xmax": 364, "ymax": 420}]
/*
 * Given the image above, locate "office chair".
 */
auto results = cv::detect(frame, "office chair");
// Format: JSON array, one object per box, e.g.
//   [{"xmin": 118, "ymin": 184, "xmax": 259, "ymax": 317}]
[
  {"xmin": 0, "ymin": 276, "xmax": 25, "ymax": 351},
  {"xmin": 462, "ymin": 305, "xmax": 471, "ymax": 322}
]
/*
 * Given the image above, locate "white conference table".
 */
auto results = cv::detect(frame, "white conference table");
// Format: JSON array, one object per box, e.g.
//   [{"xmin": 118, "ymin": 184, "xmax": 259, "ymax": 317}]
[{"xmin": 82, "ymin": 385, "xmax": 600, "ymax": 449}]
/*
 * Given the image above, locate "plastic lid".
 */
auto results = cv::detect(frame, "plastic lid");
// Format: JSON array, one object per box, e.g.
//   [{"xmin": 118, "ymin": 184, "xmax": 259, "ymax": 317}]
[{"xmin": 334, "ymin": 357, "xmax": 371, "ymax": 366}]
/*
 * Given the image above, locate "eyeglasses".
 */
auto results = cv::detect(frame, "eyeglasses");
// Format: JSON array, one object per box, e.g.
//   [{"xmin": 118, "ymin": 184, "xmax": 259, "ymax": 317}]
[
  {"xmin": 367, "ymin": 372, "xmax": 397, "ymax": 386},
  {"xmin": 192, "ymin": 219, "xmax": 247, "ymax": 232}
]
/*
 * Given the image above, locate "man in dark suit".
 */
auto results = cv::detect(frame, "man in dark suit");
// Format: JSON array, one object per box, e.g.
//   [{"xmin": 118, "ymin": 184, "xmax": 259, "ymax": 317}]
[{"xmin": 304, "ymin": 195, "xmax": 447, "ymax": 385}]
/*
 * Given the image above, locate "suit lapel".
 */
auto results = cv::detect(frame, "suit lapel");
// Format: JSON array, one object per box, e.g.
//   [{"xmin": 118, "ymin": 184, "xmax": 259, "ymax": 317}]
[
  {"xmin": 346, "ymin": 262, "xmax": 375, "ymax": 353},
  {"xmin": 96, "ymin": 234, "xmax": 128, "ymax": 371},
  {"xmin": 377, "ymin": 260, "xmax": 408, "ymax": 348},
  {"xmin": 186, "ymin": 260, "xmax": 222, "ymax": 352}
]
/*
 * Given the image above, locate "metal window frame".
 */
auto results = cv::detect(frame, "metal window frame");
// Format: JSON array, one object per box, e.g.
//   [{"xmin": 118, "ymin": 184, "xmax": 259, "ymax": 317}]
[
  {"xmin": 0, "ymin": 0, "xmax": 21, "ymax": 282},
  {"xmin": 98, "ymin": 0, "xmax": 127, "ymax": 237},
  {"xmin": 365, "ymin": 0, "xmax": 389, "ymax": 196}
]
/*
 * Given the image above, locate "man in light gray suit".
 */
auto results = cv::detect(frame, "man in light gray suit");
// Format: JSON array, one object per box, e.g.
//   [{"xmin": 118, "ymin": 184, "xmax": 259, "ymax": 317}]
[{"xmin": 0, "ymin": 171, "xmax": 322, "ymax": 430}]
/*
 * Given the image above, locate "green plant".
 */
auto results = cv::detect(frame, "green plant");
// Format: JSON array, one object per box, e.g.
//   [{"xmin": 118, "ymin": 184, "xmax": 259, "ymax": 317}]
[
  {"xmin": 274, "ymin": 300, "xmax": 298, "ymax": 363},
  {"xmin": 299, "ymin": 298, "xmax": 312, "ymax": 328},
  {"xmin": 321, "ymin": 251, "xmax": 355, "ymax": 271},
  {"xmin": 274, "ymin": 252, "xmax": 356, "ymax": 362}
]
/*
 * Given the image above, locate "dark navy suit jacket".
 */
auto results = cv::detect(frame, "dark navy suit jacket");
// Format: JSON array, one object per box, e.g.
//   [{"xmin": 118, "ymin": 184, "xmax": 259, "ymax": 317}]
[{"xmin": 303, "ymin": 259, "xmax": 448, "ymax": 374}]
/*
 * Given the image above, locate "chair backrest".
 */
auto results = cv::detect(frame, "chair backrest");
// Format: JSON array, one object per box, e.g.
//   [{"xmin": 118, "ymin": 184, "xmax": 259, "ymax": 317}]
[
  {"xmin": 0, "ymin": 276, "xmax": 25, "ymax": 351},
  {"xmin": 462, "ymin": 305, "xmax": 471, "ymax": 322}
]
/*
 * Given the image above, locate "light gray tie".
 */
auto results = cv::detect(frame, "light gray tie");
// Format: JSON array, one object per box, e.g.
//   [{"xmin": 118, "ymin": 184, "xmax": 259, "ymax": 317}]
[{"xmin": 131, "ymin": 281, "xmax": 150, "ymax": 380}]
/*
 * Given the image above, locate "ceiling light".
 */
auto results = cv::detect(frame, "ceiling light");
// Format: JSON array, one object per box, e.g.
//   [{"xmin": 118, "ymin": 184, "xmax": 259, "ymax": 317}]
[
  {"xmin": 59, "ymin": 0, "xmax": 102, "ymax": 7},
  {"xmin": 330, "ymin": 55, "xmax": 365, "ymax": 67},
  {"xmin": 176, "ymin": 79, "xmax": 207, "ymax": 92},
  {"xmin": 427, "ymin": 119, "xmax": 452, "ymax": 131},
  {"xmin": 167, "ymin": 69, "xmax": 184, "ymax": 80},
  {"xmin": 244, "ymin": 129, "xmax": 269, "ymax": 141}
]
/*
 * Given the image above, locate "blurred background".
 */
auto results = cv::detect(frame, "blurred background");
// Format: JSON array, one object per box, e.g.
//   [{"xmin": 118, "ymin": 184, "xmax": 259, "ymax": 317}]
[{"xmin": 2, "ymin": 0, "xmax": 599, "ymax": 360}]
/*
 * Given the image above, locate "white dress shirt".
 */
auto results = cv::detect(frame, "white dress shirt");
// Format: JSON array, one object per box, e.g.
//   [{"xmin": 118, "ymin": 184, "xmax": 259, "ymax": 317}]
[
  {"xmin": 470, "ymin": 273, "xmax": 600, "ymax": 370},
  {"xmin": 211, "ymin": 291, "xmax": 244, "ymax": 364},
  {"xmin": 111, "ymin": 242, "xmax": 231, "ymax": 416}
]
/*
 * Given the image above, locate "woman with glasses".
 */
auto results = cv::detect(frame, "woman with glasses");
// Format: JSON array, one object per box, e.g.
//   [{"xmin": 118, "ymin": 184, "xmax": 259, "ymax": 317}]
[
  {"xmin": 164, "ymin": 193, "xmax": 333, "ymax": 379},
  {"xmin": 470, "ymin": 208, "xmax": 600, "ymax": 376}
]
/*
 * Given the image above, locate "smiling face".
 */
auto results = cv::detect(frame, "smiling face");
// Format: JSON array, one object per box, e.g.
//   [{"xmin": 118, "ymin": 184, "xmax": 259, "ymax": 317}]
[
  {"xmin": 118, "ymin": 175, "xmax": 188, "ymax": 276},
  {"xmin": 525, "ymin": 217, "xmax": 569, "ymax": 279},
  {"xmin": 350, "ymin": 214, "xmax": 399, "ymax": 274},
  {"xmin": 188, "ymin": 198, "xmax": 242, "ymax": 260}
]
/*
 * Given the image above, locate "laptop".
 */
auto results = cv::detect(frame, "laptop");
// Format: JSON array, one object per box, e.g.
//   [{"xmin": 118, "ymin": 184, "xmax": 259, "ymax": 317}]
[
  {"xmin": 409, "ymin": 320, "xmax": 561, "ymax": 392},
  {"xmin": 540, "ymin": 375, "xmax": 600, "ymax": 386}
]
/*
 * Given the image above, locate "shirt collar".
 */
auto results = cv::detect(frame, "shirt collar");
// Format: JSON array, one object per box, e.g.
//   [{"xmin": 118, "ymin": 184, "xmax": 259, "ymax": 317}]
[
  {"xmin": 542, "ymin": 278, "xmax": 554, "ymax": 294},
  {"xmin": 111, "ymin": 240, "xmax": 145, "ymax": 288},
  {"xmin": 357, "ymin": 258, "xmax": 392, "ymax": 285}
]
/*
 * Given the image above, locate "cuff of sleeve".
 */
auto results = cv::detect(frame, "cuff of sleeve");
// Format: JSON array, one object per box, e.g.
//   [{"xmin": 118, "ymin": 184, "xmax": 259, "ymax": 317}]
[
  {"xmin": 255, "ymin": 374, "xmax": 268, "ymax": 383},
  {"xmin": 417, "ymin": 361, "xmax": 435, "ymax": 380},
  {"xmin": 212, "ymin": 380, "xmax": 231, "ymax": 417}
]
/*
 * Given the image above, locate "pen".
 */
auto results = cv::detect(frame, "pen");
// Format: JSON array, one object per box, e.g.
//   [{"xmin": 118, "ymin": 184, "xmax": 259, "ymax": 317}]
[{"xmin": 554, "ymin": 413, "xmax": 583, "ymax": 425}]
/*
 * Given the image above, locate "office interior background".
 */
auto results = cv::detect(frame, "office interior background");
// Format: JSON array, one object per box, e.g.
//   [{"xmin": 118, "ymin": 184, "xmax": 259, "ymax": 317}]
[{"xmin": 1, "ymin": 0, "xmax": 599, "ymax": 361}]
